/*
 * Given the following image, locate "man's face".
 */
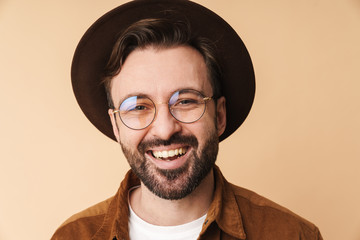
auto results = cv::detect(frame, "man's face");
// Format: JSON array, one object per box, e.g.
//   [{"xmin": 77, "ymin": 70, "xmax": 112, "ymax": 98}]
[{"xmin": 109, "ymin": 46, "xmax": 226, "ymax": 200}]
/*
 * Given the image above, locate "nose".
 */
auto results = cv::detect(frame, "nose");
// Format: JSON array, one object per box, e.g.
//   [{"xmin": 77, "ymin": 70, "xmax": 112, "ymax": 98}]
[{"xmin": 148, "ymin": 104, "xmax": 182, "ymax": 140}]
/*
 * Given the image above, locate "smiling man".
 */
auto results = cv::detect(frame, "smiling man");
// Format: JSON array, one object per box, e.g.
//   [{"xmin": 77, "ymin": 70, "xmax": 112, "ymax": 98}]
[{"xmin": 51, "ymin": 1, "xmax": 322, "ymax": 240}]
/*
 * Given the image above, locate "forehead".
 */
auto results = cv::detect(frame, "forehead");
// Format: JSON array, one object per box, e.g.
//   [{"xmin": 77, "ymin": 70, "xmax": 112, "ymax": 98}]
[{"xmin": 110, "ymin": 45, "xmax": 212, "ymax": 104}]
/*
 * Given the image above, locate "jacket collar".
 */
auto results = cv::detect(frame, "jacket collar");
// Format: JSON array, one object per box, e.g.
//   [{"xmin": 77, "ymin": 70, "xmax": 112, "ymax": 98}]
[
  {"xmin": 93, "ymin": 165, "xmax": 246, "ymax": 240},
  {"xmin": 208, "ymin": 165, "xmax": 246, "ymax": 239},
  {"xmin": 92, "ymin": 170, "xmax": 139, "ymax": 240}
]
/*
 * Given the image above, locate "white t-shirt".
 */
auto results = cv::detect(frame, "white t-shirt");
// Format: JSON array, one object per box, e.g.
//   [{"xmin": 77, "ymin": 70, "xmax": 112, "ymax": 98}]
[{"xmin": 128, "ymin": 204, "xmax": 206, "ymax": 240}]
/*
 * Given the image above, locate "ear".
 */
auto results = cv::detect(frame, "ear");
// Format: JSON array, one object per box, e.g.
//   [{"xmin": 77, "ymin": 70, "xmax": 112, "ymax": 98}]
[
  {"xmin": 216, "ymin": 96, "xmax": 226, "ymax": 137},
  {"xmin": 108, "ymin": 109, "xmax": 120, "ymax": 142}
]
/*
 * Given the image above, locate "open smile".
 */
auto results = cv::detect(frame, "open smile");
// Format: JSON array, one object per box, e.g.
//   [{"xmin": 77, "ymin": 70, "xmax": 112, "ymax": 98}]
[
  {"xmin": 150, "ymin": 147, "xmax": 188, "ymax": 161},
  {"xmin": 146, "ymin": 146, "xmax": 190, "ymax": 170}
]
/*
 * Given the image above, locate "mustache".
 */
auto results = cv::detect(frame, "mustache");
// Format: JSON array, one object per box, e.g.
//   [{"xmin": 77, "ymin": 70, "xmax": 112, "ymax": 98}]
[{"xmin": 138, "ymin": 133, "xmax": 198, "ymax": 153}]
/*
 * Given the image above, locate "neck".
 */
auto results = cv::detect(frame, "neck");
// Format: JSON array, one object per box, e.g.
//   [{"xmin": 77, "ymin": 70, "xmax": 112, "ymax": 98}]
[{"xmin": 129, "ymin": 169, "xmax": 214, "ymax": 226}]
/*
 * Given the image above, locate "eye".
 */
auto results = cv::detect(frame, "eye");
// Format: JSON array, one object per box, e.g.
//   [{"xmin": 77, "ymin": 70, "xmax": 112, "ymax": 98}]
[
  {"xmin": 172, "ymin": 98, "xmax": 200, "ymax": 109},
  {"xmin": 132, "ymin": 105, "xmax": 147, "ymax": 111},
  {"xmin": 120, "ymin": 96, "xmax": 154, "ymax": 114},
  {"xmin": 127, "ymin": 104, "xmax": 151, "ymax": 112},
  {"xmin": 178, "ymin": 99, "xmax": 198, "ymax": 105}
]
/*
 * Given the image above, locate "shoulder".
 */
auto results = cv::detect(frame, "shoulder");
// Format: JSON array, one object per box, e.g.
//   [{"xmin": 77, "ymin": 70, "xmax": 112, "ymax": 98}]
[
  {"xmin": 51, "ymin": 197, "xmax": 114, "ymax": 240},
  {"xmin": 228, "ymin": 182, "xmax": 322, "ymax": 239}
]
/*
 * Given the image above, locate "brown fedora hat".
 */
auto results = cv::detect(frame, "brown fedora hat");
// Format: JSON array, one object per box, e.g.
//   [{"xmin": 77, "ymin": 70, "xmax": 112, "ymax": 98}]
[{"xmin": 71, "ymin": 0, "xmax": 255, "ymax": 142}]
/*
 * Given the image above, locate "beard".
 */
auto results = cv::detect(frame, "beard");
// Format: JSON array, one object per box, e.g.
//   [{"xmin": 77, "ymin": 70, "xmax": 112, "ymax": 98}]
[{"xmin": 120, "ymin": 131, "xmax": 219, "ymax": 200}]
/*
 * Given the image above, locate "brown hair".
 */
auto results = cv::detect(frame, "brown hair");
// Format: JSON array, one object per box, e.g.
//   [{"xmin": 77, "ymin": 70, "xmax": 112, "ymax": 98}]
[{"xmin": 102, "ymin": 18, "xmax": 222, "ymax": 108}]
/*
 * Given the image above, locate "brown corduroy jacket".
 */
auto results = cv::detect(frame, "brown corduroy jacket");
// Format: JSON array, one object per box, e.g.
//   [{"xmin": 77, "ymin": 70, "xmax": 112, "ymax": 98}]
[{"xmin": 51, "ymin": 166, "xmax": 322, "ymax": 240}]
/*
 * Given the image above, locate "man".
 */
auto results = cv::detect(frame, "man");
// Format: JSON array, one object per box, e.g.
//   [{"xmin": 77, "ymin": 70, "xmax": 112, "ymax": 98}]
[{"xmin": 52, "ymin": 0, "xmax": 322, "ymax": 239}]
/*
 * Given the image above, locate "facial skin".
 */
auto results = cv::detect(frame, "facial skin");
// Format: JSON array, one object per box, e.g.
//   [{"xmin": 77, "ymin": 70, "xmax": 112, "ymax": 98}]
[{"xmin": 108, "ymin": 45, "xmax": 226, "ymax": 200}]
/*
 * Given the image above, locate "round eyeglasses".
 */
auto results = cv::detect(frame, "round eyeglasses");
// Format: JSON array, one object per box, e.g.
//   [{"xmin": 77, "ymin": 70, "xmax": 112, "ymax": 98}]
[{"xmin": 112, "ymin": 89, "xmax": 214, "ymax": 130}]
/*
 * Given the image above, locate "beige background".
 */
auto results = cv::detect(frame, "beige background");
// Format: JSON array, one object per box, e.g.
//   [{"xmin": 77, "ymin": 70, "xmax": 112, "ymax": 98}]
[{"xmin": 1, "ymin": 0, "xmax": 359, "ymax": 239}]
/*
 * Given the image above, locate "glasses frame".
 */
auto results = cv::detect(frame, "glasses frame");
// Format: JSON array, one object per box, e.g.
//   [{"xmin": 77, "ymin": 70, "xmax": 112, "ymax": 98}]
[{"xmin": 112, "ymin": 89, "xmax": 214, "ymax": 130}]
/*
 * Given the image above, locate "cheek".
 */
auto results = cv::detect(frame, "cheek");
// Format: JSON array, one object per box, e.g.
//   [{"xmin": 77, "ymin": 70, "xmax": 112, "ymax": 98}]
[
  {"xmin": 187, "ymin": 117, "xmax": 217, "ymax": 143},
  {"xmin": 200, "ymin": 108, "xmax": 217, "ymax": 131},
  {"xmin": 118, "ymin": 125, "xmax": 146, "ymax": 147}
]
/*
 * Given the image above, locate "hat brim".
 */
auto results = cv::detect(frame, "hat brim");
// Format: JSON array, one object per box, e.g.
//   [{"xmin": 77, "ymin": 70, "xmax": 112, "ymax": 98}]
[{"xmin": 71, "ymin": 0, "xmax": 255, "ymax": 142}]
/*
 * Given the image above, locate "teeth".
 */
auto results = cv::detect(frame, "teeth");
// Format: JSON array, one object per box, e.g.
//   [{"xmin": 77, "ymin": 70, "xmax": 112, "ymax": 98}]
[{"xmin": 152, "ymin": 147, "xmax": 187, "ymax": 159}]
